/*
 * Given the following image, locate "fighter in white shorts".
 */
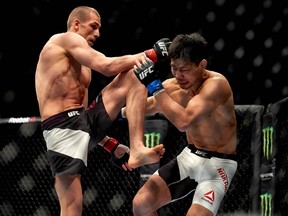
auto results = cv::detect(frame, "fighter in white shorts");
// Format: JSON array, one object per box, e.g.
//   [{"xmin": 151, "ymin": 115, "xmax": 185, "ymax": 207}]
[
  {"xmin": 125, "ymin": 32, "xmax": 237, "ymax": 216},
  {"xmin": 155, "ymin": 144, "xmax": 237, "ymax": 215}
]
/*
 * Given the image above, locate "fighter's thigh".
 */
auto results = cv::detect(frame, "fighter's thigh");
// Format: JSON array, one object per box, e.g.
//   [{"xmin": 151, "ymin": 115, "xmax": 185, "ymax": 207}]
[
  {"xmin": 158, "ymin": 156, "xmax": 197, "ymax": 202},
  {"xmin": 187, "ymin": 203, "xmax": 213, "ymax": 216},
  {"xmin": 192, "ymin": 180, "xmax": 224, "ymax": 215},
  {"xmin": 101, "ymin": 72, "xmax": 131, "ymax": 120}
]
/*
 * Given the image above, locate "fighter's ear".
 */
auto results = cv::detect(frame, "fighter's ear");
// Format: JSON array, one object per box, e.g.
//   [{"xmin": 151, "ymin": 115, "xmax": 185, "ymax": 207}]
[
  {"xmin": 200, "ymin": 59, "xmax": 207, "ymax": 68},
  {"xmin": 73, "ymin": 19, "xmax": 81, "ymax": 31}
]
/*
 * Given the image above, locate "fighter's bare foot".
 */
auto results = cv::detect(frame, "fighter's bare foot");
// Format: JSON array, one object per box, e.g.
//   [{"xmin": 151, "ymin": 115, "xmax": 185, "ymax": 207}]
[{"xmin": 128, "ymin": 144, "xmax": 165, "ymax": 169}]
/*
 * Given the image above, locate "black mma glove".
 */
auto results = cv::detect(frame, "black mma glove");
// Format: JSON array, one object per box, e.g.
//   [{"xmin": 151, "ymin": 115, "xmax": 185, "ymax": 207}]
[
  {"xmin": 134, "ymin": 59, "xmax": 164, "ymax": 96},
  {"xmin": 111, "ymin": 147, "xmax": 129, "ymax": 170},
  {"xmin": 102, "ymin": 137, "xmax": 130, "ymax": 170},
  {"xmin": 145, "ymin": 38, "xmax": 171, "ymax": 62}
]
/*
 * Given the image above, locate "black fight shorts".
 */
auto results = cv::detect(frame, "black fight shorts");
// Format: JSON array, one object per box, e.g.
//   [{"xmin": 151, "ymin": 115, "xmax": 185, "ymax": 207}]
[{"xmin": 41, "ymin": 93, "xmax": 113, "ymax": 177}]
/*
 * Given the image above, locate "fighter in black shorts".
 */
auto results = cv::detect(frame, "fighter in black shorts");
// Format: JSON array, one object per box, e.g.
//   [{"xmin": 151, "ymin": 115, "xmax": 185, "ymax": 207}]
[
  {"xmin": 35, "ymin": 5, "xmax": 170, "ymax": 215},
  {"xmin": 42, "ymin": 94, "xmax": 128, "ymax": 177}
]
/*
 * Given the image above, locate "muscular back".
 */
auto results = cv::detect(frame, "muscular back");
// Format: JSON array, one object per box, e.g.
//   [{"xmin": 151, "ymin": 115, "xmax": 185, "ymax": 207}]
[
  {"xmin": 162, "ymin": 71, "xmax": 237, "ymax": 154},
  {"xmin": 35, "ymin": 33, "xmax": 91, "ymax": 121}
]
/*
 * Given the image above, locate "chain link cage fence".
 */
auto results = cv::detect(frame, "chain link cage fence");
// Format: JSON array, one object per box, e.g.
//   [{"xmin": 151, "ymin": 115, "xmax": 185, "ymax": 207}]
[{"xmin": 0, "ymin": 100, "xmax": 287, "ymax": 216}]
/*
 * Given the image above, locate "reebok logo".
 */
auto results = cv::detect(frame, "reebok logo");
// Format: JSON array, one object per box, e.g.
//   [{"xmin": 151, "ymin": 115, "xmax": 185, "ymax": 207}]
[
  {"xmin": 139, "ymin": 65, "xmax": 154, "ymax": 80},
  {"xmin": 201, "ymin": 190, "xmax": 215, "ymax": 205},
  {"xmin": 68, "ymin": 111, "xmax": 80, "ymax": 117}
]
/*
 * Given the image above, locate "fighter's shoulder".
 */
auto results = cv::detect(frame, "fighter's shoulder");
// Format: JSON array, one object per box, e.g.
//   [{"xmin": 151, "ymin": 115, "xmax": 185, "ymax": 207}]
[
  {"xmin": 162, "ymin": 78, "xmax": 180, "ymax": 93},
  {"xmin": 47, "ymin": 32, "xmax": 84, "ymax": 46},
  {"xmin": 207, "ymin": 70, "xmax": 227, "ymax": 80},
  {"xmin": 40, "ymin": 34, "xmax": 72, "ymax": 59},
  {"xmin": 204, "ymin": 71, "xmax": 232, "ymax": 98},
  {"xmin": 203, "ymin": 71, "xmax": 229, "ymax": 89},
  {"xmin": 162, "ymin": 77, "xmax": 177, "ymax": 86}
]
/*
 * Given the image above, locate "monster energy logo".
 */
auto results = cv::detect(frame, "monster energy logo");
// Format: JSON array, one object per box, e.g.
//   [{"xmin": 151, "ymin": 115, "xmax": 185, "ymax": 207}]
[
  {"xmin": 262, "ymin": 127, "xmax": 274, "ymax": 160},
  {"xmin": 260, "ymin": 193, "xmax": 272, "ymax": 216},
  {"xmin": 144, "ymin": 132, "xmax": 161, "ymax": 148}
]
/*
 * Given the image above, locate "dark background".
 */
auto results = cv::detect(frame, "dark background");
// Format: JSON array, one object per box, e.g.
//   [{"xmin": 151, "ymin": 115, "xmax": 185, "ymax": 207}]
[{"xmin": 0, "ymin": 0, "xmax": 288, "ymax": 118}]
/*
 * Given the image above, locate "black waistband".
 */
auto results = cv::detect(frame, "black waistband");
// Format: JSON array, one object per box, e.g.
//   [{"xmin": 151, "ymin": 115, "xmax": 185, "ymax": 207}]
[
  {"xmin": 41, "ymin": 107, "xmax": 85, "ymax": 131},
  {"xmin": 187, "ymin": 144, "xmax": 237, "ymax": 161}
]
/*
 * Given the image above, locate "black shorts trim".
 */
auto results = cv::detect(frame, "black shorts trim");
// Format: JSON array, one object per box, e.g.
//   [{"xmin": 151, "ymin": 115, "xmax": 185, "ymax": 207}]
[
  {"xmin": 41, "ymin": 107, "xmax": 85, "ymax": 131},
  {"xmin": 48, "ymin": 150, "xmax": 86, "ymax": 177},
  {"xmin": 187, "ymin": 144, "xmax": 237, "ymax": 161}
]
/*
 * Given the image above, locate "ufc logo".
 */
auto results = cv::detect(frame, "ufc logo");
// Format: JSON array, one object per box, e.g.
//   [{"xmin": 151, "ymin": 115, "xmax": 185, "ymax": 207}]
[
  {"xmin": 68, "ymin": 111, "xmax": 80, "ymax": 117},
  {"xmin": 139, "ymin": 65, "xmax": 154, "ymax": 80},
  {"xmin": 195, "ymin": 150, "xmax": 208, "ymax": 157},
  {"xmin": 159, "ymin": 42, "xmax": 169, "ymax": 56}
]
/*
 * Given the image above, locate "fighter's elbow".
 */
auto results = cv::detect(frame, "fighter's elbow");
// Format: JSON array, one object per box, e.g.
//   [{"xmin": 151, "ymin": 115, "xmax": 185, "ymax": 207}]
[{"xmin": 175, "ymin": 120, "xmax": 190, "ymax": 132}]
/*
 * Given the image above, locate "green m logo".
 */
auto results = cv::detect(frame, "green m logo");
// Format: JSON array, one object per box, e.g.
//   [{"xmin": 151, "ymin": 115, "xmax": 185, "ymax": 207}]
[
  {"xmin": 262, "ymin": 127, "xmax": 274, "ymax": 160},
  {"xmin": 260, "ymin": 193, "xmax": 272, "ymax": 216},
  {"xmin": 144, "ymin": 132, "xmax": 161, "ymax": 148}
]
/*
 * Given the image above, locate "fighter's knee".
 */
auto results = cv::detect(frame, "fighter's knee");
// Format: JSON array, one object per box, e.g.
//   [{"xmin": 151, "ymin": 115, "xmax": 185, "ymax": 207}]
[
  {"xmin": 132, "ymin": 194, "xmax": 146, "ymax": 215},
  {"xmin": 132, "ymin": 195, "xmax": 140, "ymax": 209},
  {"xmin": 132, "ymin": 196, "xmax": 140, "ymax": 215}
]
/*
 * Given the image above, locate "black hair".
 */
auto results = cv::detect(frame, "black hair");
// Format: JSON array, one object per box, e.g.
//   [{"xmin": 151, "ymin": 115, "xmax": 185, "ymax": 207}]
[{"xmin": 168, "ymin": 32, "xmax": 208, "ymax": 66}]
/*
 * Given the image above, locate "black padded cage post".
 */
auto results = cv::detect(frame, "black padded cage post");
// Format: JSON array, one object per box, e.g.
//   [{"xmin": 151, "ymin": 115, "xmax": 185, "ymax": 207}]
[{"xmin": 265, "ymin": 96, "xmax": 288, "ymax": 216}]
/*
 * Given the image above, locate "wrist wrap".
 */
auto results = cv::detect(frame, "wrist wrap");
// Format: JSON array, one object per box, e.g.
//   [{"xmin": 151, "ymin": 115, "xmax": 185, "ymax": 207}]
[
  {"xmin": 147, "ymin": 79, "xmax": 163, "ymax": 95},
  {"xmin": 103, "ymin": 138, "xmax": 119, "ymax": 153},
  {"xmin": 145, "ymin": 49, "xmax": 158, "ymax": 62},
  {"xmin": 153, "ymin": 88, "xmax": 165, "ymax": 96}
]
